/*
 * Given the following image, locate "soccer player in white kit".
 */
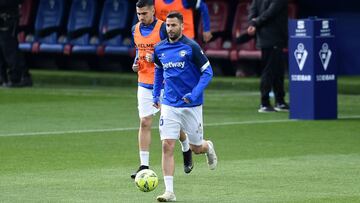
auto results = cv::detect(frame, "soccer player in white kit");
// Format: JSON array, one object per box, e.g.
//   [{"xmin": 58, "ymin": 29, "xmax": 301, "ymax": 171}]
[{"xmin": 153, "ymin": 11, "xmax": 218, "ymax": 202}]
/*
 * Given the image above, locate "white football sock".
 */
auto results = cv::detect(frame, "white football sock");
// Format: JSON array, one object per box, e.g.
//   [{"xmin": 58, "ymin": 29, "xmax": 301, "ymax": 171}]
[
  {"xmin": 164, "ymin": 176, "xmax": 174, "ymax": 193},
  {"xmin": 139, "ymin": 151, "xmax": 149, "ymax": 166},
  {"xmin": 180, "ymin": 136, "xmax": 190, "ymax": 152}
]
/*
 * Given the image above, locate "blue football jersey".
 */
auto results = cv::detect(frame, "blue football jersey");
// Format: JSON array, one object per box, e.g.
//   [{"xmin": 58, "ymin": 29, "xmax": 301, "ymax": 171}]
[{"xmin": 153, "ymin": 35, "xmax": 213, "ymax": 107}]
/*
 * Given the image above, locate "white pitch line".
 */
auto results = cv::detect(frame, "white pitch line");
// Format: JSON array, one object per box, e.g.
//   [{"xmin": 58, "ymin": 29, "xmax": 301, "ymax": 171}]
[
  {"xmin": 0, "ymin": 119, "xmax": 292, "ymax": 137},
  {"xmin": 0, "ymin": 115, "xmax": 359, "ymax": 137}
]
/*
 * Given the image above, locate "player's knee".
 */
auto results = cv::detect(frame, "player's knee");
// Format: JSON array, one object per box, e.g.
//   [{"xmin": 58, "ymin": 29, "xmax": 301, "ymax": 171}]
[
  {"xmin": 162, "ymin": 140, "xmax": 175, "ymax": 154},
  {"xmin": 140, "ymin": 117, "xmax": 152, "ymax": 129}
]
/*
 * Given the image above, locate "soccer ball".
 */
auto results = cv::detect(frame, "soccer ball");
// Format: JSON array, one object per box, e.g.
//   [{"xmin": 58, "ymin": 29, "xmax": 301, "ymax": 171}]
[{"xmin": 134, "ymin": 169, "xmax": 159, "ymax": 192}]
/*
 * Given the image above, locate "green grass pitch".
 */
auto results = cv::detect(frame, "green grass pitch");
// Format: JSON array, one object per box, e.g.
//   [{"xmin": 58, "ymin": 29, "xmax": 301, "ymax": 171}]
[{"xmin": 0, "ymin": 77, "xmax": 359, "ymax": 202}]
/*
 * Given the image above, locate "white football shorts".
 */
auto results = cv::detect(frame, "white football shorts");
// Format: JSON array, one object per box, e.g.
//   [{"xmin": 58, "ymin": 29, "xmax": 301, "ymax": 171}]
[
  {"xmin": 137, "ymin": 86, "xmax": 160, "ymax": 118},
  {"xmin": 159, "ymin": 104, "xmax": 204, "ymax": 146}
]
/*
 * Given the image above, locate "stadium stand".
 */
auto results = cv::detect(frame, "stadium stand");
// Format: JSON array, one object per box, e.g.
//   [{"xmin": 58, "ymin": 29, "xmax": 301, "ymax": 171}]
[
  {"xmin": 16, "ymin": 0, "xmax": 300, "ymax": 73},
  {"xmin": 199, "ymin": 0, "xmax": 230, "ymax": 59}
]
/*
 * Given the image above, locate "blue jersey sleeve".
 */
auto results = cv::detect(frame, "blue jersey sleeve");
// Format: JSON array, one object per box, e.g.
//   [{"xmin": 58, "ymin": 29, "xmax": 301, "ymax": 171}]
[
  {"xmin": 160, "ymin": 22, "xmax": 168, "ymax": 40},
  {"xmin": 185, "ymin": 40, "xmax": 213, "ymax": 102},
  {"xmin": 153, "ymin": 48, "xmax": 164, "ymax": 99},
  {"xmin": 191, "ymin": 42, "xmax": 210, "ymax": 72},
  {"xmin": 199, "ymin": 2, "xmax": 211, "ymax": 32},
  {"xmin": 186, "ymin": 66, "xmax": 213, "ymax": 102}
]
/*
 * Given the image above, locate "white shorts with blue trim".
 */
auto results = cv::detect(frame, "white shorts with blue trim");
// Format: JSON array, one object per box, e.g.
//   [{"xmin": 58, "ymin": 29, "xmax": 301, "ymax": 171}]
[
  {"xmin": 137, "ymin": 86, "xmax": 160, "ymax": 118},
  {"xmin": 159, "ymin": 104, "xmax": 204, "ymax": 146}
]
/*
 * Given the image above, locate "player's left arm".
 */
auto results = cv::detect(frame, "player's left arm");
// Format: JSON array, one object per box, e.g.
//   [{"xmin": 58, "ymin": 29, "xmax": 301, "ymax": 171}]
[
  {"xmin": 182, "ymin": 43, "xmax": 213, "ymax": 103},
  {"xmin": 184, "ymin": 0, "xmax": 212, "ymax": 42}
]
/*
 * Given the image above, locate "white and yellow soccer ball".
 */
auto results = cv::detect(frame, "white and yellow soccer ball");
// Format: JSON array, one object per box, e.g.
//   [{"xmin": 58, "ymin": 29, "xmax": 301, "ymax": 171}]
[{"xmin": 134, "ymin": 169, "xmax": 159, "ymax": 192}]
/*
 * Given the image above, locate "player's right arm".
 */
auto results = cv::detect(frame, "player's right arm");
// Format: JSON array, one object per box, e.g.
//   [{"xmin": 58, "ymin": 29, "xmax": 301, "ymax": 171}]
[
  {"xmin": 152, "ymin": 47, "xmax": 164, "ymax": 109},
  {"xmin": 131, "ymin": 25, "xmax": 139, "ymax": 72},
  {"xmin": 159, "ymin": 21, "xmax": 168, "ymax": 40},
  {"xmin": 184, "ymin": 0, "xmax": 212, "ymax": 42}
]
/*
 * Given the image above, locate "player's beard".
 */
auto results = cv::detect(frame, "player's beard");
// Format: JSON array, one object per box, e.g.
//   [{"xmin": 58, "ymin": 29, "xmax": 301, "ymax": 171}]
[{"xmin": 168, "ymin": 30, "xmax": 181, "ymax": 42}]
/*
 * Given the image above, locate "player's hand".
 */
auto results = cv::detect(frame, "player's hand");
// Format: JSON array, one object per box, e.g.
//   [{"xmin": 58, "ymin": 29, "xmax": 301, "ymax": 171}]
[
  {"xmin": 203, "ymin": 31, "xmax": 213, "ymax": 43},
  {"xmin": 247, "ymin": 26, "xmax": 256, "ymax": 36},
  {"xmin": 132, "ymin": 63, "xmax": 139, "ymax": 72},
  {"xmin": 182, "ymin": 93, "xmax": 192, "ymax": 104},
  {"xmin": 145, "ymin": 53, "xmax": 153, "ymax": 63},
  {"xmin": 153, "ymin": 97, "xmax": 161, "ymax": 109}
]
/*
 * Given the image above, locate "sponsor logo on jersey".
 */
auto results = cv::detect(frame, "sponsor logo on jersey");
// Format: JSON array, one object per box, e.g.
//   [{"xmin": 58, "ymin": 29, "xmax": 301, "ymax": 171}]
[
  {"xmin": 162, "ymin": 61, "xmax": 185, "ymax": 69},
  {"xmin": 136, "ymin": 43, "xmax": 155, "ymax": 49}
]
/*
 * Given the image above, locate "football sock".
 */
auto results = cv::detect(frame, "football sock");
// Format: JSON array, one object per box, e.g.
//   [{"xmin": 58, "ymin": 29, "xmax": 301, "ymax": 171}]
[
  {"xmin": 180, "ymin": 137, "xmax": 190, "ymax": 152},
  {"xmin": 139, "ymin": 151, "xmax": 149, "ymax": 166},
  {"xmin": 164, "ymin": 176, "xmax": 174, "ymax": 193}
]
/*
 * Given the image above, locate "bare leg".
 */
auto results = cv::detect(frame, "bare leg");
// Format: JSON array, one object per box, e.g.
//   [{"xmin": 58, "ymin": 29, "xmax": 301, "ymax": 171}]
[
  {"xmin": 190, "ymin": 140, "xmax": 217, "ymax": 170},
  {"xmin": 179, "ymin": 130, "xmax": 186, "ymax": 142},
  {"xmin": 162, "ymin": 139, "xmax": 176, "ymax": 176},
  {"xmin": 138, "ymin": 116, "xmax": 153, "ymax": 152},
  {"xmin": 131, "ymin": 115, "xmax": 153, "ymax": 179},
  {"xmin": 190, "ymin": 140, "xmax": 209, "ymax": 154},
  {"xmin": 156, "ymin": 136, "xmax": 177, "ymax": 201},
  {"xmin": 161, "ymin": 139, "xmax": 176, "ymax": 195}
]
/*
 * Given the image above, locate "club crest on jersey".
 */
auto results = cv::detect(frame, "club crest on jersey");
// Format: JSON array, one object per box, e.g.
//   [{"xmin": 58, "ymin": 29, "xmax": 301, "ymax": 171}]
[
  {"xmin": 319, "ymin": 43, "xmax": 332, "ymax": 71},
  {"xmin": 159, "ymin": 53, "xmax": 165, "ymax": 59},
  {"xmin": 179, "ymin": 50, "xmax": 187, "ymax": 57},
  {"xmin": 294, "ymin": 43, "xmax": 308, "ymax": 71}
]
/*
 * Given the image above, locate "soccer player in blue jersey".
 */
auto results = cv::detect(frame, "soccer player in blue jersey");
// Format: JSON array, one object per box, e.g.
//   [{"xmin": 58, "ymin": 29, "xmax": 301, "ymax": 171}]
[
  {"xmin": 153, "ymin": 11, "xmax": 217, "ymax": 202},
  {"xmin": 130, "ymin": 0, "xmax": 193, "ymax": 180}
]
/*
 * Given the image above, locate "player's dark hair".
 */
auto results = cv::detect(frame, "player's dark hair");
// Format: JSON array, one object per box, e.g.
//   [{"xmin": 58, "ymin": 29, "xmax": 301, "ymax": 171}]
[
  {"xmin": 166, "ymin": 11, "xmax": 183, "ymax": 24},
  {"xmin": 136, "ymin": 0, "xmax": 154, "ymax": 8}
]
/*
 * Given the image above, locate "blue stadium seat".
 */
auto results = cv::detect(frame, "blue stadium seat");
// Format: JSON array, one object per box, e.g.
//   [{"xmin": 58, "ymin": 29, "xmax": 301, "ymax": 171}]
[
  {"xmin": 19, "ymin": 0, "xmax": 66, "ymax": 53},
  {"xmin": 65, "ymin": 0, "xmax": 98, "ymax": 54},
  {"xmin": 98, "ymin": 0, "xmax": 132, "ymax": 55}
]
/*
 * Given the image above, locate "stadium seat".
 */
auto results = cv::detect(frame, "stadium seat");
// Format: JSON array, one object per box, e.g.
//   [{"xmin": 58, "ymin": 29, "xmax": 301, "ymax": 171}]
[
  {"xmin": 199, "ymin": 0, "xmax": 230, "ymax": 59},
  {"xmin": 230, "ymin": 1, "xmax": 261, "ymax": 61},
  {"xmin": 19, "ymin": 0, "xmax": 66, "ymax": 53},
  {"xmin": 97, "ymin": 0, "xmax": 132, "ymax": 56},
  {"xmin": 18, "ymin": 0, "xmax": 36, "ymax": 43},
  {"xmin": 19, "ymin": 0, "xmax": 65, "ymax": 53},
  {"xmin": 64, "ymin": 0, "xmax": 98, "ymax": 55}
]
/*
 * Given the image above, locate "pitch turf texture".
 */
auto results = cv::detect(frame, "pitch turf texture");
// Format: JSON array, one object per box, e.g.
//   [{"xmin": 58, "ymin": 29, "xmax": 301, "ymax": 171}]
[{"xmin": 1, "ymin": 71, "xmax": 359, "ymax": 202}]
